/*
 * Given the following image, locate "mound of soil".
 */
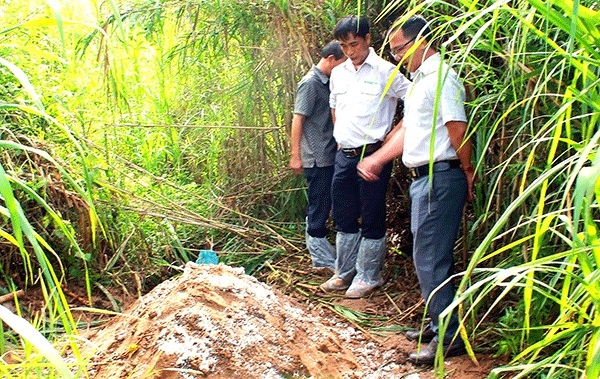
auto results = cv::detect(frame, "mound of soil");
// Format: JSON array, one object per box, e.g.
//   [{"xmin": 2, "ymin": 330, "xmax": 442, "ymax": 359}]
[{"xmin": 79, "ymin": 262, "xmax": 503, "ymax": 379}]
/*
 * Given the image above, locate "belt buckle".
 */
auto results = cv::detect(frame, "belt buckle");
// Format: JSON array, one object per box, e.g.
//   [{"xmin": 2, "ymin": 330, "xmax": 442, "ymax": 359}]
[
  {"xmin": 410, "ymin": 169, "xmax": 418, "ymax": 178},
  {"xmin": 342, "ymin": 148, "xmax": 358, "ymax": 158}
]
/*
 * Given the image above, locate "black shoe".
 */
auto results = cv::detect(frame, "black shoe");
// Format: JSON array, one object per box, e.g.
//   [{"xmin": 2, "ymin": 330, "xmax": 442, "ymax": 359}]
[
  {"xmin": 405, "ymin": 325, "xmax": 436, "ymax": 343},
  {"xmin": 408, "ymin": 339, "xmax": 466, "ymax": 365}
]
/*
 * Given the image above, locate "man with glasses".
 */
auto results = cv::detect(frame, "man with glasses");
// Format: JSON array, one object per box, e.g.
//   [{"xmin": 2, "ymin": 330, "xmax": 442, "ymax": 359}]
[
  {"xmin": 320, "ymin": 15, "xmax": 411, "ymax": 298},
  {"xmin": 289, "ymin": 41, "xmax": 346, "ymax": 273},
  {"xmin": 358, "ymin": 15, "xmax": 476, "ymax": 364}
]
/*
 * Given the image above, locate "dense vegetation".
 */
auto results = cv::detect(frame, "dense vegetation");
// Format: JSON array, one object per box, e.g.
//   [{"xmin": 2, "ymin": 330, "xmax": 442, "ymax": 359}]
[{"xmin": 0, "ymin": 0, "xmax": 598, "ymax": 378}]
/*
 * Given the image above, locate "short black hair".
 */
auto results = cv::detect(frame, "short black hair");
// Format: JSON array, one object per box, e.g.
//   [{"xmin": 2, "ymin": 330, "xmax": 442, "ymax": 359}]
[
  {"xmin": 320, "ymin": 40, "xmax": 344, "ymax": 60},
  {"xmin": 333, "ymin": 15, "xmax": 370, "ymax": 40},
  {"xmin": 391, "ymin": 15, "xmax": 431, "ymax": 41}
]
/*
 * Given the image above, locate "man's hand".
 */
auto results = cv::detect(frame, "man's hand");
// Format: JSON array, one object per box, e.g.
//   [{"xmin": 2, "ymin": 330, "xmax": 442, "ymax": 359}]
[
  {"xmin": 462, "ymin": 165, "xmax": 477, "ymax": 202},
  {"xmin": 357, "ymin": 156, "xmax": 382, "ymax": 182},
  {"xmin": 289, "ymin": 157, "xmax": 303, "ymax": 175}
]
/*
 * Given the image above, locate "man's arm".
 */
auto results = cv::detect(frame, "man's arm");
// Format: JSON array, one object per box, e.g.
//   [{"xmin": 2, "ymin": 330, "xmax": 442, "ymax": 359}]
[
  {"xmin": 289, "ymin": 113, "xmax": 306, "ymax": 175},
  {"xmin": 446, "ymin": 120, "xmax": 476, "ymax": 201},
  {"xmin": 383, "ymin": 119, "xmax": 403, "ymax": 145},
  {"xmin": 357, "ymin": 120, "xmax": 405, "ymax": 181}
]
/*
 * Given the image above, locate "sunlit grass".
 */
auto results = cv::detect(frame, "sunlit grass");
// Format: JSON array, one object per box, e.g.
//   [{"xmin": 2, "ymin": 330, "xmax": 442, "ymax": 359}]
[
  {"xmin": 385, "ymin": 0, "xmax": 600, "ymax": 377},
  {"xmin": 0, "ymin": 0, "xmax": 598, "ymax": 378}
]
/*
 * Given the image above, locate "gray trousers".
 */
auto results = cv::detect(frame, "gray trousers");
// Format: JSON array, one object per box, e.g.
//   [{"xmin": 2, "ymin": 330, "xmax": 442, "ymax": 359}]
[{"xmin": 410, "ymin": 167, "xmax": 467, "ymax": 343}]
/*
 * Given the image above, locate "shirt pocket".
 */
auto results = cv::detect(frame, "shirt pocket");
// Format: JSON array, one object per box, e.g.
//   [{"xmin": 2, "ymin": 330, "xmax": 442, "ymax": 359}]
[
  {"xmin": 330, "ymin": 82, "xmax": 348, "ymax": 108},
  {"xmin": 360, "ymin": 80, "xmax": 381, "ymax": 96},
  {"xmin": 356, "ymin": 80, "xmax": 382, "ymax": 116}
]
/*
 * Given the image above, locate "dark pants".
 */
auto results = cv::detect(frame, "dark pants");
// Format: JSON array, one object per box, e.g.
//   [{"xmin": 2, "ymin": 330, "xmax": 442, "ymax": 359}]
[
  {"xmin": 304, "ymin": 165, "xmax": 334, "ymax": 238},
  {"xmin": 331, "ymin": 150, "xmax": 392, "ymax": 239},
  {"xmin": 410, "ymin": 167, "xmax": 467, "ymax": 343}
]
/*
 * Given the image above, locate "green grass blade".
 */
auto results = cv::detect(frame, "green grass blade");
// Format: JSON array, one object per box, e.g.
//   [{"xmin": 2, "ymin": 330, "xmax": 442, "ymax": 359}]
[{"xmin": 0, "ymin": 304, "xmax": 74, "ymax": 379}]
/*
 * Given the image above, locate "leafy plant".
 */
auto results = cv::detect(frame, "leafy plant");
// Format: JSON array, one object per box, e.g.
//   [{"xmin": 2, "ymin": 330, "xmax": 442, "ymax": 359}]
[
  {"xmin": 376, "ymin": 1, "xmax": 600, "ymax": 377},
  {"xmin": 2, "ymin": 0, "xmax": 598, "ymax": 378}
]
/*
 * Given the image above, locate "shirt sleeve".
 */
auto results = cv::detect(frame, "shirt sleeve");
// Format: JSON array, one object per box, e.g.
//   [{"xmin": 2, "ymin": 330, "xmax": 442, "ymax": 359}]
[
  {"xmin": 294, "ymin": 79, "xmax": 317, "ymax": 116},
  {"xmin": 439, "ymin": 71, "xmax": 467, "ymax": 124},
  {"xmin": 329, "ymin": 74, "xmax": 337, "ymax": 109},
  {"xmin": 391, "ymin": 68, "xmax": 411, "ymax": 101}
]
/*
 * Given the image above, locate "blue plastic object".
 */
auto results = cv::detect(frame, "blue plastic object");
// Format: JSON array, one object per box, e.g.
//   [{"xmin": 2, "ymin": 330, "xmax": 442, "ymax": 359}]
[{"xmin": 196, "ymin": 249, "xmax": 219, "ymax": 265}]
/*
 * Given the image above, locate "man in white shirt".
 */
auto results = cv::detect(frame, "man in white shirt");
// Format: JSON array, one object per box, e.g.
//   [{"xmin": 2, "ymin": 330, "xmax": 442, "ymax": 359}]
[
  {"xmin": 357, "ymin": 16, "xmax": 476, "ymax": 364},
  {"xmin": 320, "ymin": 15, "xmax": 411, "ymax": 298}
]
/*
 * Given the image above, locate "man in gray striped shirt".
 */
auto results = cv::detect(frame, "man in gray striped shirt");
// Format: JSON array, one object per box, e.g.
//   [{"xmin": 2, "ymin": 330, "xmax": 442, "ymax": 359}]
[{"xmin": 289, "ymin": 41, "xmax": 346, "ymax": 272}]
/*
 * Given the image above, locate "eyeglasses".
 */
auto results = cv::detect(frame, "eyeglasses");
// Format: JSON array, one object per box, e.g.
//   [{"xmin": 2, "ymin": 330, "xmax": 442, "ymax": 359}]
[{"xmin": 389, "ymin": 37, "xmax": 416, "ymax": 59}]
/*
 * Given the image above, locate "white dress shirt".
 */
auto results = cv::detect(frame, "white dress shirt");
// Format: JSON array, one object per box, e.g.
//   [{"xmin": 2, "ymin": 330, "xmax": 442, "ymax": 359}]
[
  {"xmin": 402, "ymin": 53, "xmax": 467, "ymax": 168},
  {"xmin": 330, "ymin": 47, "xmax": 410, "ymax": 148}
]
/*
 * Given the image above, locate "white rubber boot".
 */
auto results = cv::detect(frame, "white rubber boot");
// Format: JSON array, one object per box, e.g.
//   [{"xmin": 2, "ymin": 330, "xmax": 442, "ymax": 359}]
[
  {"xmin": 306, "ymin": 233, "xmax": 335, "ymax": 273},
  {"xmin": 345, "ymin": 236, "xmax": 386, "ymax": 298}
]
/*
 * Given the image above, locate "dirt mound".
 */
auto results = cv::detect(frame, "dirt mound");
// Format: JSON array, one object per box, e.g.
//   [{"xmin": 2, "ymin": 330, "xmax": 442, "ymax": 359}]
[
  {"xmin": 79, "ymin": 262, "xmax": 504, "ymax": 379},
  {"xmin": 81, "ymin": 263, "xmax": 414, "ymax": 378}
]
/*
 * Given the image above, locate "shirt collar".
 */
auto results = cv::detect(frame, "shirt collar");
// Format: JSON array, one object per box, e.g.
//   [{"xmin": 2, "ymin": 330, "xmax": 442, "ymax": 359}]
[
  {"xmin": 413, "ymin": 52, "xmax": 441, "ymax": 79},
  {"xmin": 363, "ymin": 47, "xmax": 379, "ymax": 67},
  {"xmin": 312, "ymin": 65, "xmax": 329, "ymax": 84},
  {"xmin": 341, "ymin": 47, "xmax": 378, "ymax": 72}
]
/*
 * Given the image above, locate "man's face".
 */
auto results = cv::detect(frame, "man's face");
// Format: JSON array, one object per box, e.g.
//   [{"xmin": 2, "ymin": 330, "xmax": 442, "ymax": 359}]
[
  {"xmin": 389, "ymin": 30, "xmax": 420, "ymax": 72},
  {"xmin": 338, "ymin": 33, "xmax": 371, "ymax": 67}
]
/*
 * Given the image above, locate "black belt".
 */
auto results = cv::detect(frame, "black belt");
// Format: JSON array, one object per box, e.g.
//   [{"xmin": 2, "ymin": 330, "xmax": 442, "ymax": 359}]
[
  {"xmin": 409, "ymin": 160, "xmax": 461, "ymax": 179},
  {"xmin": 341, "ymin": 141, "xmax": 382, "ymax": 158}
]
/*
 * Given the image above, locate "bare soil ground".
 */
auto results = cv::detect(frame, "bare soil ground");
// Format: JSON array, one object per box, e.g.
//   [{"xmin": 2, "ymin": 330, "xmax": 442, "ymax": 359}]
[{"xmin": 71, "ymin": 261, "xmax": 506, "ymax": 379}]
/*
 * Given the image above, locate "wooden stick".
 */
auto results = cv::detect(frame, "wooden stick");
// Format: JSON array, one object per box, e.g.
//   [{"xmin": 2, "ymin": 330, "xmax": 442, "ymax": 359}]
[
  {"xmin": 0, "ymin": 289, "xmax": 24, "ymax": 303},
  {"xmin": 105, "ymin": 123, "xmax": 279, "ymax": 131}
]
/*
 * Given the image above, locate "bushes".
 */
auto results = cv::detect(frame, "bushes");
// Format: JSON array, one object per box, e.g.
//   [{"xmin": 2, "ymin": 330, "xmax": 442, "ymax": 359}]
[{"xmin": 0, "ymin": 0, "xmax": 598, "ymax": 377}]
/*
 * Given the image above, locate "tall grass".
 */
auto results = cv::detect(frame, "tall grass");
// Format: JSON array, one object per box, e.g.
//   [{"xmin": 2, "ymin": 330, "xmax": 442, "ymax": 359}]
[
  {"xmin": 0, "ymin": 9, "xmax": 101, "ymax": 376},
  {"xmin": 2, "ymin": 0, "xmax": 598, "ymax": 377},
  {"xmin": 0, "ymin": 1, "xmax": 353, "ymax": 374},
  {"xmin": 377, "ymin": 0, "xmax": 599, "ymax": 377}
]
